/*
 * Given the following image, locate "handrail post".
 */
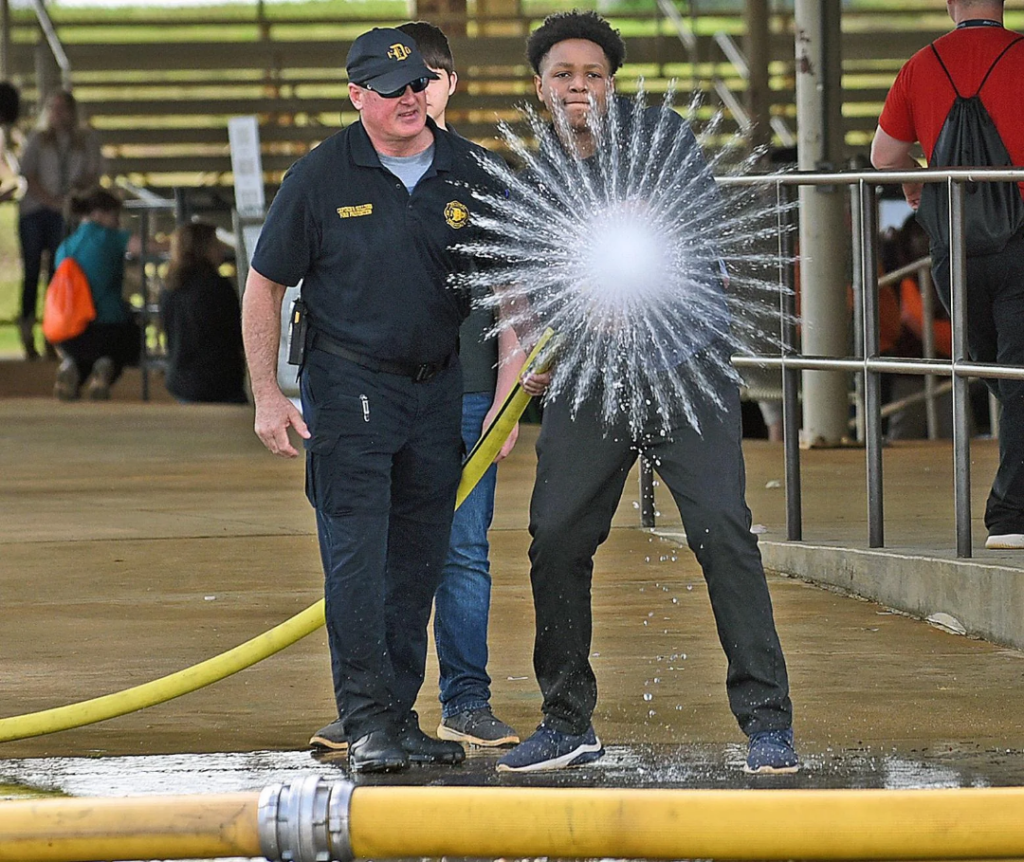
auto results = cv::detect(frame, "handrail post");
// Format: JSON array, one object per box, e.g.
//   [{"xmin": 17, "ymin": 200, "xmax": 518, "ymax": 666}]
[
  {"xmin": 849, "ymin": 180, "xmax": 865, "ymax": 443},
  {"xmin": 639, "ymin": 456, "xmax": 655, "ymax": 528},
  {"xmin": 919, "ymin": 261, "xmax": 939, "ymax": 439},
  {"xmin": 859, "ymin": 179, "xmax": 884, "ymax": 548},
  {"xmin": 949, "ymin": 178, "xmax": 972, "ymax": 558},
  {"xmin": 138, "ymin": 208, "xmax": 151, "ymax": 403},
  {"xmin": 778, "ymin": 180, "xmax": 802, "ymax": 541}
]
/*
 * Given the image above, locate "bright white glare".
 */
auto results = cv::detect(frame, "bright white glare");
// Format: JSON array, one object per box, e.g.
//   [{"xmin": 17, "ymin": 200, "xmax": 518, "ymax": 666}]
[
  {"xmin": 456, "ymin": 84, "xmax": 795, "ymax": 437},
  {"xmin": 580, "ymin": 203, "xmax": 672, "ymax": 314}
]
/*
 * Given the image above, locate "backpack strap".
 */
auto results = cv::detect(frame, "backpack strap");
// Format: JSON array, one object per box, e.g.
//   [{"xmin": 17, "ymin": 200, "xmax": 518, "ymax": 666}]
[
  {"xmin": 929, "ymin": 43, "xmax": 961, "ymax": 98},
  {"xmin": 930, "ymin": 36, "xmax": 1024, "ymax": 99},
  {"xmin": 976, "ymin": 35, "xmax": 1024, "ymax": 96}
]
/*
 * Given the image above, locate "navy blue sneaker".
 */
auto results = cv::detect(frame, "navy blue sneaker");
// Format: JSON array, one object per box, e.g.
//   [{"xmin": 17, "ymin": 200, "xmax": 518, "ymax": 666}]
[
  {"xmin": 744, "ymin": 728, "xmax": 799, "ymax": 774},
  {"xmin": 496, "ymin": 722, "xmax": 604, "ymax": 772}
]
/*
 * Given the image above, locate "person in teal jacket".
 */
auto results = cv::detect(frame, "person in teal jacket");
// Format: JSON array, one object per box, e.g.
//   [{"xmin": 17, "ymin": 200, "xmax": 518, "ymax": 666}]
[{"xmin": 52, "ymin": 187, "xmax": 141, "ymax": 401}]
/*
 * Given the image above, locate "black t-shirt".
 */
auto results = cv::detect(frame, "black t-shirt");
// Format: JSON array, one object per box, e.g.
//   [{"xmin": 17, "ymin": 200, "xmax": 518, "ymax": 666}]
[{"xmin": 251, "ymin": 118, "xmax": 505, "ymax": 367}]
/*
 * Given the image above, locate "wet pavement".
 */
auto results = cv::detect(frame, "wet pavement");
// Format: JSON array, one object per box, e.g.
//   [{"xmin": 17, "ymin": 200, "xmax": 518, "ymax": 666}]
[
  {"xmin": 3, "ymin": 397, "xmax": 1024, "ymax": 816},
  {"xmin": 2, "ymin": 741, "xmax": 1021, "ymax": 801}
]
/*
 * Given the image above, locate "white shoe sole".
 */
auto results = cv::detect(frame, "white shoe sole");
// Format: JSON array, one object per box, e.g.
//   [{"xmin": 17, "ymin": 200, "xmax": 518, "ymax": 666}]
[
  {"xmin": 496, "ymin": 739, "xmax": 603, "ymax": 772},
  {"xmin": 985, "ymin": 534, "xmax": 1024, "ymax": 549},
  {"xmin": 743, "ymin": 762, "xmax": 800, "ymax": 774}
]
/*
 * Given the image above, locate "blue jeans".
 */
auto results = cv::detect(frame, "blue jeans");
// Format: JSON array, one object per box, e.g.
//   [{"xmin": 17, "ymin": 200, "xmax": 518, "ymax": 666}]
[{"xmin": 434, "ymin": 391, "xmax": 498, "ymax": 718}]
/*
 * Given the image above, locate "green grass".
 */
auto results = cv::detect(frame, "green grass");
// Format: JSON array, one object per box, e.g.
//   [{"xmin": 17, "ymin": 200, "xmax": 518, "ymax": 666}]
[{"xmin": 0, "ymin": 203, "xmax": 23, "ymax": 356}]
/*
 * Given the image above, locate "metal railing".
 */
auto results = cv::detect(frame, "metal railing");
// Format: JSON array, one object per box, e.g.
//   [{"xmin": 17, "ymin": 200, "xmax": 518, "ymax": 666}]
[
  {"xmin": 654, "ymin": 0, "xmax": 796, "ymax": 147},
  {"xmin": 640, "ymin": 166, "xmax": 1024, "ymax": 559},
  {"xmin": 30, "ymin": 0, "xmax": 71, "ymax": 89}
]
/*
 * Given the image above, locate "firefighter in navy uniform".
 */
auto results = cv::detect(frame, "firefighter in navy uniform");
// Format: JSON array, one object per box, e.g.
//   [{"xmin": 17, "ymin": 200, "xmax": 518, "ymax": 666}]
[{"xmin": 241, "ymin": 28, "xmax": 507, "ymax": 774}]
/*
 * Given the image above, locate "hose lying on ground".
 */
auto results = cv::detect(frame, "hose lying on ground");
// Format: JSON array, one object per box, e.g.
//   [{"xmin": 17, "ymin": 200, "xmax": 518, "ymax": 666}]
[{"xmin": 0, "ymin": 329, "xmax": 555, "ymax": 744}]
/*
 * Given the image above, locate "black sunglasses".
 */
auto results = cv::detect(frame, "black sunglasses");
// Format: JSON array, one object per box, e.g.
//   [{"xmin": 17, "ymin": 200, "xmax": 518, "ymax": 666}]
[{"xmin": 361, "ymin": 77, "xmax": 430, "ymax": 99}]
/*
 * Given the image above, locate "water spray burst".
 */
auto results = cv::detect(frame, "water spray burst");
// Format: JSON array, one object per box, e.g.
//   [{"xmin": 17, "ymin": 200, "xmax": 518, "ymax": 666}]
[{"xmin": 458, "ymin": 84, "xmax": 794, "ymax": 436}]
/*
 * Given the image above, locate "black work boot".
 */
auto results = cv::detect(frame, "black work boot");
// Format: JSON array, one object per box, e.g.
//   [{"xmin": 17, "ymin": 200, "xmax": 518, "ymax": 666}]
[
  {"xmin": 398, "ymin": 721, "xmax": 465, "ymax": 764},
  {"xmin": 348, "ymin": 729, "xmax": 409, "ymax": 774}
]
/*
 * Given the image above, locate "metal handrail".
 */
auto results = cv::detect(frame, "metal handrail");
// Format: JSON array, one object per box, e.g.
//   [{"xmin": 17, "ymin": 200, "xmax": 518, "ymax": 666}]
[
  {"xmin": 30, "ymin": 0, "xmax": 71, "ymax": 89},
  {"xmin": 654, "ymin": 0, "xmax": 796, "ymax": 148},
  {"xmin": 641, "ymin": 166, "xmax": 1024, "ymax": 559}
]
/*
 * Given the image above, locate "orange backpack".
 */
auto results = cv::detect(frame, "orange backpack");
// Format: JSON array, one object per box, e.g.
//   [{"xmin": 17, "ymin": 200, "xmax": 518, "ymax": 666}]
[{"xmin": 42, "ymin": 257, "xmax": 96, "ymax": 343}]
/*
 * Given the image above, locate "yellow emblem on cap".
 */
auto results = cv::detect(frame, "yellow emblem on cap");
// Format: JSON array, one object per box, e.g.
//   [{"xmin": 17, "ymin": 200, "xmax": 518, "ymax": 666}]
[
  {"xmin": 444, "ymin": 200, "xmax": 469, "ymax": 229},
  {"xmin": 388, "ymin": 43, "xmax": 412, "ymax": 61}
]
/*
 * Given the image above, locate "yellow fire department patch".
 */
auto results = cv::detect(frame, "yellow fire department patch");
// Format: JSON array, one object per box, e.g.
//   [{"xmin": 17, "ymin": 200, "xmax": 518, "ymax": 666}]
[{"xmin": 444, "ymin": 201, "xmax": 469, "ymax": 229}]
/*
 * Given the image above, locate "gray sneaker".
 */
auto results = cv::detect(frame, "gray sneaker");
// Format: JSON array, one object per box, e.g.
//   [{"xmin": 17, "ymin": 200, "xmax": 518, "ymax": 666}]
[
  {"xmin": 309, "ymin": 718, "xmax": 348, "ymax": 752},
  {"xmin": 437, "ymin": 708, "xmax": 519, "ymax": 747}
]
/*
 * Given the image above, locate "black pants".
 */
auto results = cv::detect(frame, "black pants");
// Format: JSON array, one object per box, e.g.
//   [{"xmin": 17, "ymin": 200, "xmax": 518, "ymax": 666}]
[
  {"xmin": 528, "ymin": 355, "xmax": 792, "ymax": 737},
  {"xmin": 932, "ymin": 232, "xmax": 1024, "ymax": 534},
  {"xmin": 302, "ymin": 348, "xmax": 463, "ymax": 740},
  {"xmin": 18, "ymin": 208, "xmax": 64, "ymax": 320},
  {"xmin": 60, "ymin": 320, "xmax": 141, "ymax": 385}
]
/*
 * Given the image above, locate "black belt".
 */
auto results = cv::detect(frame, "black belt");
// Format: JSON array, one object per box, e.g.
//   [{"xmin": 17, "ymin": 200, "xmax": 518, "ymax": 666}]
[{"xmin": 310, "ymin": 331, "xmax": 452, "ymax": 383}]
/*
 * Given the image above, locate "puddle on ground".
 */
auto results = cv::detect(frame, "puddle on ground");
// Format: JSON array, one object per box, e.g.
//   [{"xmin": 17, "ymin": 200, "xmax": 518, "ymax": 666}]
[{"xmin": 1, "ymin": 741, "xmax": 1017, "ymax": 800}]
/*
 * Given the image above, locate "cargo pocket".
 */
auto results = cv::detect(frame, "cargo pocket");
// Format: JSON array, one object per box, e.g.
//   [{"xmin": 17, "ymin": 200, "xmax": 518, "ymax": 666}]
[{"xmin": 304, "ymin": 395, "xmax": 372, "ymax": 515}]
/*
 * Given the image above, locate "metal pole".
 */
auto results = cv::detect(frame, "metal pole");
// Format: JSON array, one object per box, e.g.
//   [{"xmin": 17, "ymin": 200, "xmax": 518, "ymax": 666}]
[
  {"xmin": 919, "ymin": 262, "xmax": 939, "ymax": 439},
  {"xmin": 744, "ymin": 0, "xmax": 771, "ymax": 151},
  {"xmin": 1, "ymin": 0, "xmax": 11, "ymax": 80},
  {"xmin": 849, "ymin": 180, "xmax": 865, "ymax": 444},
  {"xmin": 989, "ymin": 390, "xmax": 1000, "ymax": 440},
  {"xmin": 949, "ymin": 179, "xmax": 972, "ymax": 558},
  {"xmin": 777, "ymin": 180, "xmax": 802, "ymax": 541},
  {"xmin": 859, "ymin": 180, "xmax": 883, "ymax": 548},
  {"xmin": 139, "ymin": 209, "xmax": 150, "ymax": 403},
  {"xmin": 639, "ymin": 456, "xmax": 655, "ymax": 528},
  {"xmin": 794, "ymin": 0, "xmax": 849, "ymax": 447}
]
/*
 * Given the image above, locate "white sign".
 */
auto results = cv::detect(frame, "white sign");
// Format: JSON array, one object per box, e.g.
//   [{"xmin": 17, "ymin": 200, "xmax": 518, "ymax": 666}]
[{"xmin": 228, "ymin": 115, "xmax": 265, "ymax": 218}]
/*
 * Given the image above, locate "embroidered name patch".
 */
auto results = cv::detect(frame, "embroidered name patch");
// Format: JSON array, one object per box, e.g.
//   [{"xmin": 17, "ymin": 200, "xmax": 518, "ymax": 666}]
[{"xmin": 337, "ymin": 204, "xmax": 373, "ymax": 219}]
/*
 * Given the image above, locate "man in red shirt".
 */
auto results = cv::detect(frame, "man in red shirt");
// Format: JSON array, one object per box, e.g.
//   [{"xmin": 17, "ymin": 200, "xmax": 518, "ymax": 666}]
[{"xmin": 872, "ymin": 0, "xmax": 1024, "ymax": 550}]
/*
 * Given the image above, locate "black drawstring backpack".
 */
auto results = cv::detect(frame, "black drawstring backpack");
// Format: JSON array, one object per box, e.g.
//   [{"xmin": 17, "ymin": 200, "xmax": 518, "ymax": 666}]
[{"xmin": 916, "ymin": 37, "xmax": 1024, "ymax": 256}]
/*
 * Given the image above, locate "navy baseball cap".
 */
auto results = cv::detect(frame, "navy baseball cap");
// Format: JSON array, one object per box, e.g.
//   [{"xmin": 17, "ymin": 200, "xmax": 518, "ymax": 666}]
[{"xmin": 346, "ymin": 28, "xmax": 439, "ymax": 92}]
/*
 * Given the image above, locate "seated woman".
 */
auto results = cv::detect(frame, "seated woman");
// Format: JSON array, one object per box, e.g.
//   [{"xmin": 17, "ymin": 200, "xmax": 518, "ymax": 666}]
[
  {"xmin": 52, "ymin": 187, "xmax": 141, "ymax": 401},
  {"xmin": 159, "ymin": 222, "xmax": 247, "ymax": 404}
]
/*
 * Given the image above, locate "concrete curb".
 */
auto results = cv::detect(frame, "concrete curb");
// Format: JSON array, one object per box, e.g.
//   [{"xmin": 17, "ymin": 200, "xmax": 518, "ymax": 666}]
[{"xmin": 653, "ymin": 527, "xmax": 1024, "ymax": 652}]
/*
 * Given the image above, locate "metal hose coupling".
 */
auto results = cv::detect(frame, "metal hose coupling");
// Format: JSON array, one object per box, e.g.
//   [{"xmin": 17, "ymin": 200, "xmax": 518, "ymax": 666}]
[{"xmin": 258, "ymin": 776, "xmax": 355, "ymax": 862}]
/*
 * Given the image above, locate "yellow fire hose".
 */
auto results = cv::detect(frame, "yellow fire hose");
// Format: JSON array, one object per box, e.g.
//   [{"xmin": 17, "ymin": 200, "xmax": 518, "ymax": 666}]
[
  {"xmin": 0, "ymin": 330, "xmax": 555, "ymax": 745},
  {"xmin": 6, "ymin": 779, "xmax": 1024, "ymax": 862}
]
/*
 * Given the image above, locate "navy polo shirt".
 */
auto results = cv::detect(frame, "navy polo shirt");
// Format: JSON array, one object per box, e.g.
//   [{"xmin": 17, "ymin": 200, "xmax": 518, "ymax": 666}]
[{"xmin": 252, "ymin": 118, "xmax": 504, "ymax": 366}]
